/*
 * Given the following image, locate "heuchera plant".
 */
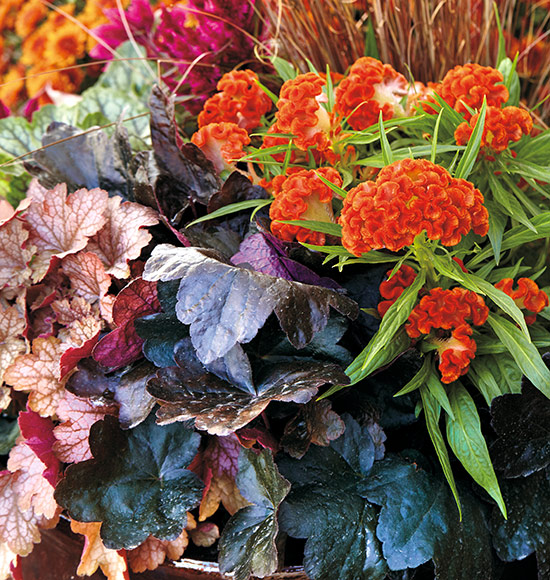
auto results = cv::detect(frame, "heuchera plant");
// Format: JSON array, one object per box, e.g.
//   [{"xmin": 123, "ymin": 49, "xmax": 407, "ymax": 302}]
[{"xmin": 2, "ymin": 26, "xmax": 550, "ymax": 580}]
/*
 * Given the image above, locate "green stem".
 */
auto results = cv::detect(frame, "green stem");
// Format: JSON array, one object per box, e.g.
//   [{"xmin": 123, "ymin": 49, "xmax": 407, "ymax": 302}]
[{"xmin": 412, "ymin": 232, "xmax": 438, "ymax": 287}]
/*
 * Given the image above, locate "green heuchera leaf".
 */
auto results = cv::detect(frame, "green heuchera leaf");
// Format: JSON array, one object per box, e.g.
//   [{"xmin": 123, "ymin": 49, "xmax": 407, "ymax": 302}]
[
  {"xmin": 278, "ymin": 415, "xmax": 387, "ymax": 580},
  {"xmin": 218, "ymin": 449, "xmax": 290, "ymax": 580},
  {"xmin": 360, "ymin": 455, "xmax": 493, "ymax": 577},
  {"xmin": 54, "ymin": 414, "xmax": 203, "ymax": 550}
]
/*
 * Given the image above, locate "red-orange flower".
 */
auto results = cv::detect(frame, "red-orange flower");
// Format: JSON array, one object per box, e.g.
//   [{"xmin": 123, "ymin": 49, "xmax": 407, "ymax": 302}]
[
  {"xmin": 425, "ymin": 63, "xmax": 508, "ymax": 119},
  {"xmin": 275, "ymin": 72, "xmax": 333, "ymax": 152},
  {"xmin": 495, "ymin": 277, "xmax": 549, "ymax": 324},
  {"xmin": 377, "ymin": 264, "xmax": 417, "ymax": 317},
  {"xmin": 269, "ymin": 167, "xmax": 342, "ymax": 245},
  {"xmin": 191, "ymin": 122, "xmax": 250, "ymax": 173},
  {"xmin": 334, "ymin": 57, "xmax": 408, "ymax": 130},
  {"xmin": 197, "ymin": 70, "xmax": 272, "ymax": 131},
  {"xmin": 406, "ymin": 287, "xmax": 489, "ymax": 338},
  {"xmin": 339, "ymin": 158, "xmax": 489, "ymax": 256},
  {"xmin": 406, "ymin": 287, "xmax": 489, "ymax": 383}
]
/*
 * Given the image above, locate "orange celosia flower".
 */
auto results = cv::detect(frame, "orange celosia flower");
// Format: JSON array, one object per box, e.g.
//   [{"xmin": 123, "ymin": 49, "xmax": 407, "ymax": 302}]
[
  {"xmin": 191, "ymin": 122, "xmax": 250, "ymax": 174},
  {"xmin": 406, "ymin": 287, "xmax": 489, "ymax": 338},
  {"xmin": 15, "ymin": 0, "xmax": 47, "ymax": 38},
  {"xmin": 427, "ymin": 63, "xmax": 509, "ymax": 119},
  {"xmin": 433, "ymin": 323, "xmax": 478, "ymax": 383},
  {"xmin": 455, "ymin": 105, "xmax": 533, "ymax": 153},
  {"xmin": 377, "ymin": 264, "xmax": 417, "ymax": 317},
  {"xmin": 339, "ymin": 158, "xmax": 489, "ymax": 256},
  {"xmin": 275, "ymin": 72, "xmax": 333, "ymax": 152},
  {"xmin": 406, "ymin": 287, "xmax": 489, "ymax": 384},
  {"xmin": 269, "ymin": 167, "xmax": 342, "ymax": 245},
  {"xmin": 495, "ymin": 277, "xmax": 549, "ymax": 324},
  {"xmin": 198, "ymin": 70, "xmax": 272, "ymax": 131},
  {"xmin": 334, "ymin": 56, "xmax": 408, "ymax": 130}
]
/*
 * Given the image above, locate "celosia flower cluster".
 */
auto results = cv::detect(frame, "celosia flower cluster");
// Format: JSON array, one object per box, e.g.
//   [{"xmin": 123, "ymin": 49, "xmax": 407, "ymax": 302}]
[
  {"xmin": 339, "ymin": 158, "xmax": 489, "ymax": 255},
  {"xmin": 495, "ymin": 277, "xmax": 549, "ymax": 324},
  {"xmin": 334, "ymin": 56, "xmax": 408, "ymax": 130},
  {"xmin": 269, "ymin": 167, "xmax": 342, "ymax": 245},
  {"xmin": 377, "ymin": 264, "xmax": 417, "ymax": 317},
  {"xmin": 191, "ymin": 122, "xmax": 250, "ymax": 173},
  {"xmin": 406, "ymin": 287, "xmax": 489, "ymax": 383}
]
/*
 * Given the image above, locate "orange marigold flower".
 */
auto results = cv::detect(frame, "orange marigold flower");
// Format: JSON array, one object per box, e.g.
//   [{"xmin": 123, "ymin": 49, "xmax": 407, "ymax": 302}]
[
  {"xmin": 197, "ymin": 70, "xmax": 272, "ymax": 131},
  {"xmin": 0, "ymin": 65, "xmax": 27, "ymax": 109},
  {"xmin": 191, "ymin": 122, "xmax": 250, "ymax": 174},
  {"xmin": 378, "ymin": 264, "xmax": 417, "ymax": 317},
  {"xmin": 275, "ymin": 72, "xmax": 333, "ymax": 152},
  {"xmin": 495, "ymin": 277, "xmax": 549, "ymax": 324},
  {"xmin": 406, "ymin": 287, "xmax": 489, "ymax": 338},
  {"xmin": 334, "ymin": 57, "xmax": 408, "ymax": 130},
  {"xmin": 431, "ymin": 63, "xmax": 508, "ymax": 119},
  {"xmin": 339, "ymin": 158, "xmax": 489, "ymax": 256},
  {"xmin": 43, "ymin": 23, "xmax": 87, "ymax": 68},
  {"xmin": 269, "ymin": 167, "xmax": 342, "ymax": 245},
  {"xmin": 434, "ymin": 323, "xmax": 478, "ymax": 383},
  {"xmin": 15, "ymin": 0, "xmax": 47, "ymax": 37},
  {"xmin": 25, "ymin": 66, "xmax": 85, "ymax": 105},
  {"xmin": 455, "ymin": 105, "xmax": 533, "ymax": 153}
]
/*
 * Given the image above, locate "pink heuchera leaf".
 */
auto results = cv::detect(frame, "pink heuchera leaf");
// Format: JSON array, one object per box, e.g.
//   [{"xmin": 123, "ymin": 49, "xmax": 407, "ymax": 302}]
[
  {"xmin": 86, "ymin": 197, "xmax": 159, "ymax": 279},
  {"xmin": 0, "ymin": 304, "xmax": 27, "ymax": 386},
  {"xmin": 17, "ymin": 409, "xmax": 59, "ymax": 486},
  {"xmin": 61, "ymin": 251, "xmax": 111, "ymax": 305},
  {"xmin": 0, "ymin": 217, "xmax": 35, "ymax": 292},
  {"xmin": 70, "ymin": 520, "xmax": 129, "ymax": 580},
  {"xmin": 25, "ymin": 184, "xmax": 109, "ymax": 281},
  {"xmin": 0, "ymin": 470, "xmax": 58, "ymax": 556},
  {"xmin": 0, "ymin": 542, "xmax": 18, "ymax": 578},
  {"xmin": 53, "ymin": 392, "xmax": 117, "ymax": 463},
  {"xmin": 59, "ymin": 317, "xmax": 102, "ymax": 378},
  {"xmin": 128, "ymin": 515, "xmax": 196, "ymax": 573},
  {"xmin": 3, "ymin": 336, "xmax": 67, "ymax": 417},
  {"xmin": 51, "ymin": 296, "xmax": 93, "ymax": 325},
  {"xmin": 93, "ymin": 279, "xmax": 160, "ymax": 370}
]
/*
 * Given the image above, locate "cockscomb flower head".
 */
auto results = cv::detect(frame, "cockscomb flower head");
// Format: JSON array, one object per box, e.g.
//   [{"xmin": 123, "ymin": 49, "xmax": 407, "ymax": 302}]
[
  {"xmin": 269, "ymin": 167, "xmax": 342, "ymax": 245},
  {"xmin": 334, "ymin": 57, "xmax": 408, "ymax": 130},
  {"xmin": 275, "ymin": 72, "xmax": 333, "ymax": 152},
  {"xmin": 339, "ymin": 158, "xmax": 489, "ymax": 256},
  {"xmin": 191, "ymin": 122, "xmax": 250, "ymax": 174},
  {"xmin": 377, "ymin": 264, "xmax": 417, "ymax": 317},
  {"xmin": 198, "ymin": 70, "xmax": 272, "ymax": 131},
  {"xmin": 406, "ymin": 287, "xmax": 489, "ymax": 338},
  {"xmin": 455, "ymin": 105, "xmax": 533, "ymax": 154},
  {"xmin": 427, "ymin": 63, "xmax": 509, "ymax": 119},
  {"xmin": 433, "ymin": 323, "xmax": 478, "ymax": 383},
  {"xmin": 495, "ymin": 277, "xmax": 549, "ymax": 324}
]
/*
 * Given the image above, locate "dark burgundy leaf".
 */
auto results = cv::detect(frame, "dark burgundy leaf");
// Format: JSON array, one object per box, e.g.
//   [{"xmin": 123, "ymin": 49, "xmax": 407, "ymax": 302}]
[{"xmin": 208, "ymin": 171, "xmax": 268, "ymax": 213}]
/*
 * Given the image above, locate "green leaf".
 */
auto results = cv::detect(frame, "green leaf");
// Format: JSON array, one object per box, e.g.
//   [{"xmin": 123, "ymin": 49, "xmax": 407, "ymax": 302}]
[
  {"xmin": 488, "ymin": 171, "xmax": 536, "ymax": 231},
  {"xmin": 314, "ymin": 169, "xmax": 348, "ymax": 198},
  {"xmin": 487, "ymin": 313, "xmax": 550, "ymax": 397},
  {"xmin": 394, "ymin": 354, "xmax": 431, "ymax": 396},
  {"xmin": 485, "ymin": 199, "xmax": 507, "ymax": 264},
  {"xmin": 498, "ymin": 56, "xmax": 520, "ymax": 107},
  {"xmin": 494, "ymin": 5, "xmax": 507, "ymax": 67},
  {"xmin": 514, "ymin": 129, "xmax": 550, "ymax": 164},
  {"xmin": 186, "ymin": 199, "xmax": 272, "ymax": 227},
  {"xmin": 420, "ymin": 384, "xmax": 462, "ymax": 519},
  {"xmin": 425, "ymin": 369, "xmax": 454, "ymax": 419},
  {"xmin": 454, "ymin": 98, "xmax": 486, "ymax": 180},
  {"xmin": 467, "ymin": 357, "xmax": 505, "ymax": 405},
  {"xmin": 54, "ymin": 414, "xmax": 203, "ymax": 549},
  {"xmin": 353, "ymin": 144, "xmax": 463, "ymax": 167},
  {"xmin": 431, "ymin": 109, "xmax": 444, "ymax": 163},
  {"xmin": 364, "ymin": 17, "xmax": 380, "ymax": 59},
  {"xmin": 446, "ymin": 383, "xmax": 506, "ymax": 517},
  {"xmin": 378, "ymin": 112, "xmax": 393, "ymax": 166},
  {"xmin": 278, "ymin": 415, "xmax": 387, "ymax": 580},
  {"xmin": 219, "ymin": 449, "xmax": 290, "ymax": 580},
  {"xmin": 276, "ymin": 219, "xmax": 342, "ymax": 237},
  {"xmin": 270, "ymin": 56, "xmax": 297, "ymax": 82},
  {"xmin": 506, "ymin": 159, "xmax": 550, "ymax": 182}
]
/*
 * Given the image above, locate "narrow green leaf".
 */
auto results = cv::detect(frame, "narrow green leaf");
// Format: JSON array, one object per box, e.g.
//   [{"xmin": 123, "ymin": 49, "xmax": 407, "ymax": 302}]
[
  {"xmin": 394, "ymin": 355, "xmax": 431, "ymax": 396},
  {"xmin": 254, "ymin": 79, "xmax": 279, "ymax": 105},
  {"xmin": 485, "ymin": 200, "xmax": 507, "ymax": 265},
  {"xmin": 494, "ymin": 3, "xmax": 507, "ymax": 67},
  {"xmin": 420, "ymin": 384, "xmax": 462, "ymax": 519},
  {"xmin": 454, "ymin": 98, "xmax": 486, "ymax": 180},
  {"xmin": 431, "ymin": 93, "xmax": 467, "ymax": 128},
  {"xmin": 446, "ymin": 383, "xmax": 506, "ymax": 518},
  {"xmin": 314, "ymin": 170, "xmax": 348, "ymax": 198},
  {"xmin": 378, "ymin": 112, "xmax": 393, "ymax": 166},
  {"xmin": 354, "ymin": 144, "xmax": 463, "ymax": 167},
  {"xmin": 276, "ymin": 220, "xmax": 342, "ymax": 237},
  {"xmin": 468, "ymin": 357, "xmax": 505, "ymax": 405},
  {"xmin": 325, "ymin": 64, "xmax": 334, "ymax": 111},
  {"xmin": 270, "ymin": 56, "xmax": 297, "ymax": 82},
  {"xmin": 487, "ymin": 313, "xmax": 550, "ymax": 398},
  {"xmin": 506, "ymin": 159, "xmax": 550, "ymax": 182},
  {"xmin": 431, "ymin": 109, "xmax": 444, "ymax": 163},
  {"xmin": 426, "ymin": 370, "xmax": 454, "ymax": 420},
  {"xmin": 186, "ymin": 199, "xmax": 272, "ymax": 227},
  {"xmin": 488, "ymin": 172, "xmax": 536, "ymax": 231},
  {"xmin": 364, "ymin": 17, "xmax": 380, "ymax": 59}
]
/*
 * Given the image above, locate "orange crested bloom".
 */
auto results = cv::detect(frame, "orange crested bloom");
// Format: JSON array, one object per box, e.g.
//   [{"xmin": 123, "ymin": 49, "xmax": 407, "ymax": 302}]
[
  {"xmin": 198, "ymin": 70, "xmax": 272, "ymax": 131},
  {"xmin": 425, "ymin": 63, "xmax": 509, "ymax": 119},
  {"xmin": 275, "ymin": 72, "xmax": 333, "ymax": 152},
  {"xmin": 334, "ymin": 57, "xmax": 408, "ymax": 130},
  {"xmin": 339, "ymin": 158, "xmax": 489, "ymax": 256},
  {"xmin": 378, "ymin": 264, "xmax": 417, "ymax": 317},
  {"xmin": 433, "ymin": 324, "xmax": 478, "ymax": 383},
  {"xmin": 269, "ymin": 167, "xmax": 342, "ymax": 245},
  {"xmin": 191, "ymin": 122, "xmax": 250, "ymax": 174},
  {"xmin": 495, "ymin": 278, "xmax": 549, "ymax": 324},
  {"xmin": 406, "ymin": 287, "xmax": 489, "ymax": 338},
  {"xmin": 406, "ymin": 287, "xmax": 489, "ymax": 384},
  {"xmin": 455, "ymin": 105, "xmax": 533, "ymax": 154}
]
